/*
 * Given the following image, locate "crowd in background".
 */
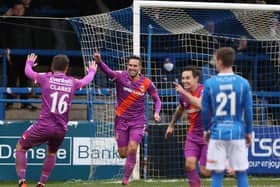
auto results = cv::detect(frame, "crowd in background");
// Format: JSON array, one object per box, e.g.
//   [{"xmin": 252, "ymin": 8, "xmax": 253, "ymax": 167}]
[
  {"xmin": 0, "ymin": 0, "xmax": 279, "ymax": 114},
  {"xmin": 0, "ymin": 0, "xmax": 279, "ymax": 50}
]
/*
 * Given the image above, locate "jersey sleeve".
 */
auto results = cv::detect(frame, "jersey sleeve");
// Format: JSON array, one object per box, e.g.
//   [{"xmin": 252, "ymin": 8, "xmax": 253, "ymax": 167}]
[
  {"xmin": 243, "ymin": 81, "xmax": 253, "ymax": 134},
  {"xmin": 36, "ymin": 73, "xmax": 47, "ymax": 84},
  {"xmin": 201, "ymin": 81, "xmax": 211, "ymax": 132},
  {"xmin": 98, "ymin": 60, "xmax": 117, "ymax": 80},
  {"xmin": 147, "ymin": 80, "xmax": 161, "ymax": 114},
  {"xmin": 74, "ymin": 68, "xmax": 96, "ymax": 90}
]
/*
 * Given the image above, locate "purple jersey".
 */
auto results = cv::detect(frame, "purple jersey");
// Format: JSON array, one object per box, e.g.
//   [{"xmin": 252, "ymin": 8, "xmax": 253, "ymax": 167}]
[
  {"xmin": 25, "ymin": 60, "xmax": 96, "ymax": 131},
  {"xmin": 35, "ymin": 72, "xmax": 81, "ymax": 130},
  {"xmin": 180, "ymin": 84, "xmax": 204, "ymax": 142},
  {"xmin": 97, "ymin": 61, "xmax": 161, "ymax": 122},
  {"xmin": 115, "ymin": 71, "xmax": 157, "ymax": 121}
]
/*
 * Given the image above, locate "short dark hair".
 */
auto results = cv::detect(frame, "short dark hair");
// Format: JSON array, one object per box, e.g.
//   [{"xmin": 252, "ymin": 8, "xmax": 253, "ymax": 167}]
[
  {"xmin": 51, "ymin": 55, "xmax": 69, "ymax": 71},
  {"xmin": 183, "ymin": 66, "xmax": 200, "ymax": 79},
  {"xmin": 127, "ymin": 55, "xmax": 142, "ymax": 66},
  {"xmin": 215, "ymin": 47, "xmax": 235, "ymax": 68}
]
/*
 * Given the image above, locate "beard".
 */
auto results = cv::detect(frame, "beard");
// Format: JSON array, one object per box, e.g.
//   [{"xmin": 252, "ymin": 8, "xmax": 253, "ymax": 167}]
[{"xmin": 128, "ymin": 70, "xmax": 139, "ymax": 78}]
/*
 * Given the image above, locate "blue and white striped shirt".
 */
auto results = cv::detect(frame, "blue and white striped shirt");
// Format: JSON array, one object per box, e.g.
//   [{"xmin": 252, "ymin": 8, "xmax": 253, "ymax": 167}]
[{"xmin": 202, "ymin": 73, "xmax": 253, "ymax": 140}]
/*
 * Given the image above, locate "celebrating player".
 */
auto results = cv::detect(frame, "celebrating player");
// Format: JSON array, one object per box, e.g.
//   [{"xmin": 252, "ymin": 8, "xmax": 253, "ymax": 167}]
[
  {"xmin": 16, "ymin": 54, "xmax": 97, "ymax": 187},
  {"xmin": 202, "ymin": 47, "xmax": 252, "ymax": 187},
  {"xmin": 165, "ymin": 66, "xmax": 211, "ymax": 187},
  {"xmin": 93, "ymin": 49, "xmax": 161, "ymax": 185}
]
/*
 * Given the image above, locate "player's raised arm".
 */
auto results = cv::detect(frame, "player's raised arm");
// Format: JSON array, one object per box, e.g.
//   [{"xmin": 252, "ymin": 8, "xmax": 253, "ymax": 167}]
[
  {"xmin": 25, "ymin": 53, "xmax": 38, "ymax": 81},
  {"xmin": 93, "ymin": 48, "xmax": 117, "ymax": 79},
  {"xmin": 173, "ymin": 82, "xmax": 202, "ymax": 109},
  {"xmin": 78, "ymin": 60, "xmax": 97, "ymax": 88}
]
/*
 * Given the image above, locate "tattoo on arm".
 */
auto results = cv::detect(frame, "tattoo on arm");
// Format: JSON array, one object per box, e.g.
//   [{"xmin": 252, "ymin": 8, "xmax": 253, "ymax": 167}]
[{"xmin": 169, "ymin": 105, "xmax": 183, "ymax": 128}]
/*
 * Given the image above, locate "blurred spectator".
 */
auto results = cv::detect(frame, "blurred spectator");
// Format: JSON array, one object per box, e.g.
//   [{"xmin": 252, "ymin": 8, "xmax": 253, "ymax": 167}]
[
  {"xmin": 22, "ymin": 0, "xmax": 32, "ymax": 8},
  {"xmin": 205, "ymin": 21, "xmax": 215, "ymax": 35},
  {"xmin": 4, "ymin": 1, "xmax": 37, "ymax": 110},
  {"xmin": 21, "ymin": 0, "xmax": 34, "ymax": 15},
  {"xmin": 204, "ymin": 20, "xmax": 232, "ymax": 48},
  {"xmin": 3, "ymin": 2, "xmax": 25, "ymax": 16},
  {"xmin": 201, "ymin": 56, "xmax": 217, "ymax": 83},
  {"xmin": 162, "ymin": 56, "xmax": 179, "ymax": 83},
  {"xmin": 270, "ymin": 18, "xmax": 280, "ymax": 38},
  {"xmin": 4, "ymin": 1, "xmax": 34, "ymax": 48},
  {"xmin": 235, "ymin": 35, "xmax": 248, "ymax": 54},
  {"xmin": 156, "ymin": 56, "xmax": 179, "ymax": 123},
  {"xmin": 6, "ymin": 49, "xmax": 37, "ymax": 110},
  {"xmin": 233, "ymin": 36, "xmax": 253, "ymax": 85}
]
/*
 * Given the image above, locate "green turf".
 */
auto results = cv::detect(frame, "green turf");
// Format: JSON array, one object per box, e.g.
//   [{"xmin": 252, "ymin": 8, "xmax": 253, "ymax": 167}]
[{"xmin": 2, "ymin": 178, "xmax": 280, "ymax": 187}]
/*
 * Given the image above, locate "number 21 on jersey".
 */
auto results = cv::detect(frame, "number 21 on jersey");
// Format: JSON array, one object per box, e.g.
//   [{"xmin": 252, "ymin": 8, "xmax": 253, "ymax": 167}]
[{"xmin": 216, "ymin": 84, "xmax": 236, "ymax": 116}]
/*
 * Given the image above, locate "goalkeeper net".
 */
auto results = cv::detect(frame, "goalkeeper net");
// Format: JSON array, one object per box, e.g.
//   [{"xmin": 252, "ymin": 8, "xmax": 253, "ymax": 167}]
[{"xmin": 70, "ymin": 1, "xmax": 280, "ymax": 180}]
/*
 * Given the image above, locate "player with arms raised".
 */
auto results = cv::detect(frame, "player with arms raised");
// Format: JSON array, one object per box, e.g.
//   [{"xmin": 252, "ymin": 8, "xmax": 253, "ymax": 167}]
[
  {"xmin": 202, "ymin": 47, "xmax": 252, "ymax": 187},
  {"xmin": 16, "ymin": 54, "xmax": 97, "ymax": 187},
  {"xmin": 93, "ymin": 49, "xmax": 161, "ymax": 185},
  {"xmin": 165, "ymin": 66, "xmax": 210, "ymax": 187}
]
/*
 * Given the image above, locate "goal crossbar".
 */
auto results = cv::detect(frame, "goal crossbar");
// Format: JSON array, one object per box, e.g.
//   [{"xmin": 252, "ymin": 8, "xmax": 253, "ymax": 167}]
[
  {"xmin": 134, "ymin": 1, "xmax": 280, "ymax": 10},
  {"xmin": 133, "ymin": 0, "xmax": 280, "ymax": 55}
]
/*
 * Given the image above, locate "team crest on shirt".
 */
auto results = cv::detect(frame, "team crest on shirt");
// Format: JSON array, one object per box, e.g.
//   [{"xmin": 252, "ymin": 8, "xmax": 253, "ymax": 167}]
[
  {"xmin": 22, "ymin": 133, "xmax": 28, "ymax": 140},
  {"xmin": 140, "ymin": 85, "xmax": 145, "ymax": 92}
]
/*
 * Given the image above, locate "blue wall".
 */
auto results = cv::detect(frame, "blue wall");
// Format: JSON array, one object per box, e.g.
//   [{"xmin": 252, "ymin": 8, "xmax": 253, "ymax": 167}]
[{"xmin": 0, "ymin": 121, "xmax": 123, "ymax": 181}]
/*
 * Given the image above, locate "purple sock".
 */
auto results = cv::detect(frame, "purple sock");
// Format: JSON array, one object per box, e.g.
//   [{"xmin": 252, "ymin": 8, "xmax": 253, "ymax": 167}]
[
  {"xmin": 40, "ymin": 155, "xmax": 56, "ymax": 184},
  {"xmin": 123, "ymin": 153, "xmax": 136, "ymax": 180},
  {"xmin": 187, "ymin": 169, "xmax": 200, "ymax": 187},
  {"xmin": 16, "ymin": 150, "xmax": 27, "ymax": 181}
]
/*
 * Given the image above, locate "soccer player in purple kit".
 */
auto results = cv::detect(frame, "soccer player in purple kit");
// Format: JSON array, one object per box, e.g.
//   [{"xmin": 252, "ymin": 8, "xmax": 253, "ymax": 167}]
[
  {"xmin": 165, "ymin": 66, "xmax": 211, "ymax": 187},
  {"xmin": 16, "ymin": 53, "xmax": 97, "ymax": 187},
  {"xmin": 93, "ymin": 49, "xmax": 161, "ymax": 185}
]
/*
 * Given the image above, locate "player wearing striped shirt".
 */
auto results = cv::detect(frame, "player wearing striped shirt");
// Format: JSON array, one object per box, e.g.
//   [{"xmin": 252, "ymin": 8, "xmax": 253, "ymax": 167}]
[
  {"xmin": 165, "ymin": 66, "xmax": 210, "ymax": 187},
  {"xmin": 202, "ymin": 47, "xmax": 253, "ymax": 187},
  {"xmin": 93, "ymin": 49, "xmax": 161, "ymax": 185}
]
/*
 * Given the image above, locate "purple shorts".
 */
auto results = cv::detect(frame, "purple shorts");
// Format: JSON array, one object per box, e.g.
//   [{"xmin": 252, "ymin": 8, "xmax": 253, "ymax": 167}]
[
  {"xmin": 184, "ymin": 136, "xmax": 208, "ymax": 166},
  {"xmin": 114, "ymin": 117, "xmax": 145, "ymax": 148},
  {"xmin": 19, "ymin": 121, "xmax": 66, "ymax": 153}
]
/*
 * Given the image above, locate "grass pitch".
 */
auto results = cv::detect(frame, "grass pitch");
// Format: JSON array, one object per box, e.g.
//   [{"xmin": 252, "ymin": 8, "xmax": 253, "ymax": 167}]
[{"xmin": 2, "ymin": 177, "xmax": 280, "ymax": 187}]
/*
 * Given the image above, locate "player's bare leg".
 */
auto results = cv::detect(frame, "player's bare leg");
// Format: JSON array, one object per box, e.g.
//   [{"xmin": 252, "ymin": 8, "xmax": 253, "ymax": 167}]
[
  {"xmin": 186, "ymin": 157, "xmax": 201, "ymax": 187},
  {"xmin": 118, "ymin": 147, "xmax": 128, "ymax": 158},
  {"xmin": 121, "ymin": 141, "xmax": 138, "ymax": 185},
  {"xmin": 16, "ymin": 142, "xmax": 28, "ymax": 187},
  {"xmin": 200, "ymin": 165, "xmax": 211, "ymax": 177}
]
